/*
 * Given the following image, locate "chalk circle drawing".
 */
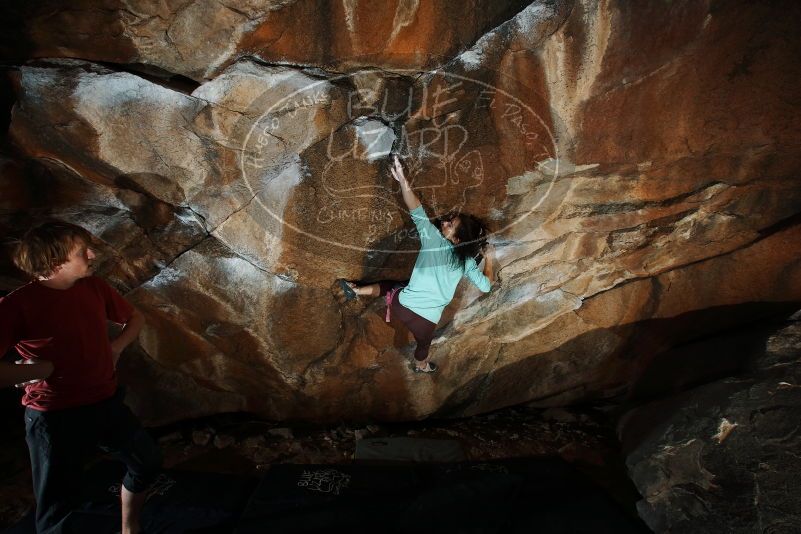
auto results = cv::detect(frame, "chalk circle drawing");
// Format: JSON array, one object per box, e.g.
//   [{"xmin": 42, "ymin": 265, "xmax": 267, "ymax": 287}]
[{"xmin": 238, "ymin": 64, "xmax": 563, "ymax": 255}]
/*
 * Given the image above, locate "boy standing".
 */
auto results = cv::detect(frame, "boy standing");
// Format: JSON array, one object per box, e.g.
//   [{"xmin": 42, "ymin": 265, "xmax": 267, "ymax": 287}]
[{"xmin": 0, "ymin": 221, "xmax": 161, "ymax": 534}]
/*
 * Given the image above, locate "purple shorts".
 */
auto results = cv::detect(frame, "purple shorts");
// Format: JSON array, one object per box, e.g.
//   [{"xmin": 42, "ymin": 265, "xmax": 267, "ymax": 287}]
[{"xmin": 378, "ymin": 281, "xmax": 437, "ymax": 362}]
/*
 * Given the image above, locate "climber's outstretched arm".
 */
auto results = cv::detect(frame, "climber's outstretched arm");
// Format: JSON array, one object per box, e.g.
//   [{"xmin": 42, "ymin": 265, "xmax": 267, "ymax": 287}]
[{"xmin": 390, "ymin": 155, "xmax": 421, "ymax": 211}]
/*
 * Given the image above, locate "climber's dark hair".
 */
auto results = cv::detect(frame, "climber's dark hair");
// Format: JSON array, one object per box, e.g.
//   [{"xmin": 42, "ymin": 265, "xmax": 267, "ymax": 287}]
[{"xmin": 434, "ymin": 211, "xmax": 489, "ymax": 269}]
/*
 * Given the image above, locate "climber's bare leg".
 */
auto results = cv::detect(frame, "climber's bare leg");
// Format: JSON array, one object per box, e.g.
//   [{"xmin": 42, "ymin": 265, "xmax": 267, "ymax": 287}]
[{"xmin": 349, "ymin": 282, "xmax": 380, "ymax": 297}]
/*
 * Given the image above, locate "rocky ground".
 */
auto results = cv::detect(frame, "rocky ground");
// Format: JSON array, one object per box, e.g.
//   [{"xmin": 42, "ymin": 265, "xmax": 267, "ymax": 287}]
[{"xmin": 0, "ymin": 401, "xmax": 642, "ymax": 529}]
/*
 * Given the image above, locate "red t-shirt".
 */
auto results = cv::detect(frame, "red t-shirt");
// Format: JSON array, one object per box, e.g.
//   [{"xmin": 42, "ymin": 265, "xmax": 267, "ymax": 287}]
[{"xmin": 0, "ymin": 276, "xmax": 134, "ymax": 411}]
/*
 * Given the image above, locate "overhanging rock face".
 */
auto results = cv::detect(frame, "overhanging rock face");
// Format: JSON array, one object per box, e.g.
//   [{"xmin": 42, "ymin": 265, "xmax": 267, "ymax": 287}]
[{"xmin": 2, "ymin": 0, "xmax": 800, "ymax": 424}]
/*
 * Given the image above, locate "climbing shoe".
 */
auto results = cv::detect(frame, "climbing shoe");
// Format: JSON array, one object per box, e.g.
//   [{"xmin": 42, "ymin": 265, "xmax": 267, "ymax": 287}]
[{"xmin": 338, "ymin": 279, "xmax": 357, "ymax": 301}]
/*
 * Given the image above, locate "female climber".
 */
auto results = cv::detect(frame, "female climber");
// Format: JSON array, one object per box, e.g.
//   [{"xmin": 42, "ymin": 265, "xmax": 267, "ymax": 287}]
[{"xmin": 340, "ymin": 155, "xmax": 495, "ymax": 373}]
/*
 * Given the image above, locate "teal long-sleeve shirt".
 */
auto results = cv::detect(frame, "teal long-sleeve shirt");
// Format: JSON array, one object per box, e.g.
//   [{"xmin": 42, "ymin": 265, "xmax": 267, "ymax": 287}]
[{"xmin": 398, "ymin": 205, "xmax": 491, "ymax": 324}]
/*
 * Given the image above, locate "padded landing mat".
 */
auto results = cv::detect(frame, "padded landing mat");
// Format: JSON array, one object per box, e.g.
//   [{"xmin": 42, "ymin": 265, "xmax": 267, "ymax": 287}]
[
  {"xmin": 355, "ymin": 437, "xmax": 466, "ymax": 463},
  {"xmin": 235, "ymin": 459, "xmax": 648, "ymax": 534}
]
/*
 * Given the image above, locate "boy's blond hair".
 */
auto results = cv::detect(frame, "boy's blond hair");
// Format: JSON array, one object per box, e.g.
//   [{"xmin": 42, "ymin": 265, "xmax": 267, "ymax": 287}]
[{"xmin": 13, "ymin": 221, "xmax": 93, "ymax": 279}]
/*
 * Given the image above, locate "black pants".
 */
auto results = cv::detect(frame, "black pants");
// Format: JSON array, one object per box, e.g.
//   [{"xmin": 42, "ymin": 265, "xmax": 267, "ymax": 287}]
[
  {"xmin": 24, "ymin": 389, "xmax": 162, "ymax": 534},
  {"xmin": 378, "ymin": 281, "xmax": 438, "ymax": 362}
]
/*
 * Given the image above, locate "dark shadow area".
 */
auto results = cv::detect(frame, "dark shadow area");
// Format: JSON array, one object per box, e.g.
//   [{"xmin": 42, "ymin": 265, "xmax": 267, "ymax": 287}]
[
  {"xmin": 0, "ymin": 1, "xmax": 36, "ymax": 66},
  {"xmin": 238, "ymin": 459, "xmax": 648, "ymax": 534},
  {"xmin": 625, "ymin": 307, "xmax": 799, "ymax": 404},
  {"xmin": 0, "ymin": 377, "xmax": 25, "ymax": 478},
  {"xmin": 4, "ymin": 461, "xmax": 257, "ymax": 534},
  {"xmin": 617, "ymin": 307, "xmax": 801, "ymax": 458},
  {"xmin": 5, "ymin": 458, "xmax": 648, "ymax": 534},
  {"xmin": 0, "ymin": 334, "xmax": 28, "ymax": 532},
  {"xmin": 0, "ymin": 67, "xmax": 17, "ymax": 155},
  {"xmin": 93, "ymin": 62, "xmax": 201, "ymax": 95}
]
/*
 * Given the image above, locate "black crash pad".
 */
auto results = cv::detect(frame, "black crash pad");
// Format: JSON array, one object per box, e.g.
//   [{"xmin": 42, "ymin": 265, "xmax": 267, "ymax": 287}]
[{"xmin": 235, "ymin": 459, "xmax": 648, "ymax": 534}]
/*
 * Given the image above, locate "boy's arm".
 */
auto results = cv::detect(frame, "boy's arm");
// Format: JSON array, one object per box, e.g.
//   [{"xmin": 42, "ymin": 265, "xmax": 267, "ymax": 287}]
[
  {"xmin": 0, "ymin": 360, "xmax": 54, "ymax": 389},
  {"xmin": 110, "ymin": 307, "xmax": 145, "ymax": 368},
  {"xmin": 94, "ymin": 277, "xmax": 144, "ymax": 368},
  {"xmin": 0, "ymin": 297, "xmax": 53, "ymax": 388}
]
